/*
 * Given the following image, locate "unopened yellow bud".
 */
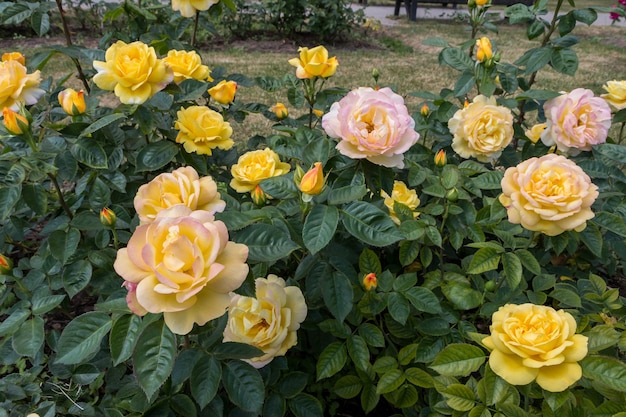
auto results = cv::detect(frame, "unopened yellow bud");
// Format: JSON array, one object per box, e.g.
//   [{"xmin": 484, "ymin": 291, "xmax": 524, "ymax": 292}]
[
  {"xmin": 270, "ymin": 102, "xmax": 288, "ymax": 119},
  {"xmin": 2, "ymin": 52, "xmax": 25, "ymax": 65},
  {"xmin": 476, "ymin": 37, "xmax": 493, "ymax": 63},
  {"xmin": 0, "ymin": 254, "xmax": 13, "ymax": 274},
  {"xmin": 58, "ymin": 88, "xmax": 87, "ymax": 115},
  {"xmin": 2, "ymin": 107, "xmax": 29, "ymax": 135},
  {"xmin": 208, "ymin": 80, "xmax": 237, "ymax": 105},
  {"xmin": 434, "ymin": 149, "xmax": 447, "ymax": 167},
  {"xmin": 100, "ymin": 207, "xmax": 117, "ymax": 228},
  {"xmin": 363, "ymin": 273, "xmax": 377, "ymax": 291},
  {"xmin": 421, "ymin": 103, "xmax": 430, "ymax": 117},
  {"xmin": 313, "ymin": 109, "xmax": 324, "ymax": 118},
  {"xmin": 299, "ymin": 162, "xmax": 325, "ymax": 196},
  {"xmin": 250, "ymin": 185, "xmax": 267, "ymax": 206},
  {"xmin": 476, "ymin": 0, "xmax": 489, "ymax": 5}
]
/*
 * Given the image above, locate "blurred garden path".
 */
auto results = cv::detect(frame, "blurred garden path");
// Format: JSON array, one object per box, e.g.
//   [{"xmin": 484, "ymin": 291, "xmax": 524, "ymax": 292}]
[{"xmin": 353, "ymin": 3, "xmax": 626, "ymax": 27}]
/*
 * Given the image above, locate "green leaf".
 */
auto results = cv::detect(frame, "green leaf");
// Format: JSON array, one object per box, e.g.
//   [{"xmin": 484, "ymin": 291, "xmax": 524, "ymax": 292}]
[
  {"xmin": 384, "ymin": 384, "xmax": 418, "ymax": 408},
  {"xmin": 31, "ymin": 10, "xmax": 50, "ymax": 36},
  {"xmin": 595, "ymin": 143, "xmax": 626, "ymax": 164},
  {"xmin": 322, "ymin": 271, "xmax": 353, "ymax": 323},
  {"xmin": 516, "ymin": 89, "xmax": 561, "ymax": 101},
  {"xmin": 502, "ymin": 252, "xmax": 522, "ymax": 289},
  {"xmin": 79, "ymin": 113, "xmax": 126, "ymax": 138},
  {"xmin": 467, "ymin": 247, "xmax": 501, "ymax": 275},
  {"xmin": 359, "ymin": 248, "xmax": 382, "ymax": 275},
  {"xmin": 581, "ymin": 355, "xmax": 626, "ymax": 392},
  {"xmin": 170, "ymin": 394, "xmax": 197, "ymax": 417},
  {"xmin": 303, "ymin": 204, "xmax": 339, "ymax": 255},
  {"xmin": 56, "ymin": 312, "xmax": 112, "ymax": 365},
  {"xmin": 49, "ymin": 228, "xmax": 80, "ymax": 265},
  {"xmin": 71, "ymin": 138, "xmax": 108, "ymax": 169},
  {"xmin": 453, "ymin": 71, "xmax": 475, "ymax": 98},
  {"xmin": 333, "ymin": 375, "xmax": 362, "ymax": 399},
  {"xmin": 483, "ymin": 364, "xmax": 507, "ymax": 406},
  {"xmin": 223, "ymin": 361, "xmax": 264, "ymax": 414},
  {"xmin": 12, "ymin": 317, "xmax": 44, "ymax": 357},
  {"xmin": 190, "ymin": 354, "xmax": 221, "ymax": 410},
  {"xmin": 31, "ymin": 293, "xmax": 65, "ymax": 315},
  {"xmin": 441, "ymin": 47, "xmax": 474, "ymax": 71},
  {"xmin": 586, "ymin": 325, "xmax": 620, "ymax": 353},
  {"xmin": 593, "ymin": 212, "xmax": 626, "ymax": 237},
  {"xmin": 0, "ymin": 185, "xmax": 21, "ymax": 221},
  {"xmin": 279, "ymin": 372, "xmax": 309, "ymax": 399},
  {"xmin": 235, "ymin": 224, "xmax": 299, "ymax": 262},
  {"xmin": 110, "ymin": 314, "xmax": 141, "ymax": 366},
  {"xmin": 442, "ymin": 282, "xmax": 482, "ymax": 310},
  {"xmin": 525, "ymin": 46, "xmax": 552, "ymax": 74},
  {"xmin": 347, "ymin": 335, "xmax": 370, "ymax": 371},
  {"xmin": 388, "ymin": 292, "xmax": 410, "ymax": 325},
  {"xmin": 430, "ymin": 344, "xmax": 486, "ymax": 377},
  {"xmin": 316, "ymin": 342, "xmax": 347, "ymax": 381},
  {"xmin": 573, "ymin": 8, "xmax": 597, "ymax": 25},
  {"xmin": 443, "ymin": 384, "xmax": 476, "ymax": 411},
  {"xmin": 263, "ymin": 393, "xmax": 286, "ymax": 417},
  {"xmin": 472, "ymin": 171, "xmax": 504, "ymax": 190},
  {"xmin": 515, "ymin": 249, "xmax": 541, "ymax": 275},
  {"xmin": 358, "ymin": 323, "xmax": 385, "ymax": 348},
  {"xmin": 135, "ymin": 320, "xmax": 177, "ymax": 400},
  {"xmin": 22, "ymin": 183, "xmax": 47, "ymax": 215},
  {"xmin": 135, "ymin": 141, "xmax": 179, "ymax": 172},
  {"xmin": 62, "ymin": 260, "xmax": 92, "ymax": 299},
  {"xmin": 579, "ymin": 222, "xmax": 603, "ymax": 258},
  {"xmin": 550, "ymin": 48, "xmax": 578, "ymax": 76},
  {"xmin": 398, "ymin": 344, "xmax": 419, "ymax": 366},
  {"xmin": 376, "ymin": 369, "xmax": 405, "ymax": 394},
  {"xmin": 0, "ymin": 308, "xmax": 30, "ymax": 337},
  {"xmin": 360, "ymin": 384, "xmax": 380, "ymax": 413},
  {"xmin": 404, "ymin": 367, "xmax": 434, "ymax": 388},
  {"xmin": 405, "ymin": 286, "xmax": 442, "ymax": 314},
  {"xmin": 341, "ymin": 201, "xmax": 403, "ymax": 247},
  {"xmin": 213, "ymin": 342, "xmax": 264, "ymax": 360},
  {"xmin": 288, "ymin": 393, "xmax": 323, "ymax": 417},
  {"xmin": 549, "ymin": 287, "xmax": 582, "ymax": 308}
]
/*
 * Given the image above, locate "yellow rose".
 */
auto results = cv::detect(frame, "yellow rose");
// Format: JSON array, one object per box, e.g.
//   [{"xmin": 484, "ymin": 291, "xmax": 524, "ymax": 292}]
[
  {"xmin": 93, "ymin": 40, "xmax": 173, "ymax": 105},
  {"xmin": 525, "ymin": 122, "xmax": 546, "ymax": 144},
  {"xmin": 288, "ymin": 45, "xmax": 338, "ymax": 79},
  {"xmin": 0, "ymin": 60, "xmax": 44, "ymax": 110},
  {"xmin": 58, "ymin": 88, "xmax": 87, "ymax": 115},
  {"xmin": 172, "ymin": 0, "xmax": 218, "ymax": 18},
  {"xmin": 114, "ymin": 206, "xmax": 249, "ymax": 335},
  {"xmin": 134, "ymin": 166, "xmax": 226, "ymax": 224},
  {"xmin": 174, "ymin": 106, "xmax": 234, "ymax": 156},
  {"xmin": 381, "ymin": 180, "xmax": 420, "ymax": 225},
  {"xmin": 475, "ymin": 37, "xmax": 493, "ymax": 62},
  {"xmin": 449, "ymin": 94, "xmax": 513, "ymax": 162},
  {"xmin": 482, "ymin": 303, "xmax": 588, "ymax": 392},
  {"xmin": 2, "ymin": 106, "xmax": 29, "ymax": 135},
  {"xmin": 223, "ymin": 275, "xmax": 307, "ymax": 368},
  {"xmin": 208, "ymin": 80, "xmax": 237, "ymax": 105},
  {"xmin": 601, "ymin": 80, "xmax": 626, "ymax": 110},
  {"xmin": 230, "ymin": 148, "xmax": 291, "ymax": 193},
  {"xmin": 2, "ymin": 52, "xmax": 25, "ymax": 65},
  {"xmin": 298, "ymin": 162, "xmax": 325, "ymax": 196},
  {"xmin": 163, "ymin": 50, "xmax": 213, "ymax": 84},
  {"xmin": 475, "ymin": 0, "xmax": 489, "ymax": 6},
  {"xmin": 499, "ymin": 153, "xmax": 598, "ymax": 236},
  {"xmin": 270, "ymin": 102, "xmax": 288, "ymax": 119}
]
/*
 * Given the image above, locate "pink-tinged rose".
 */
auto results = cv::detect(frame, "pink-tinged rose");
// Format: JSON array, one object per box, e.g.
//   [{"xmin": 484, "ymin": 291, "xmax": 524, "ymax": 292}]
[
  {"xmin": 483, "ymin": 303, "xmax": 588, "ymax": 392},
  {"xmin": 172, "ymin": 0, "xmax": 218, "ymax": 18},
  {"xmin": 114, "ymin": 206, "xmax": 249, "ymax": 335},
  {"xmin": 322, "ymin": 87, "xmax": 419, "ymax": 169},
  {"xmin": 601, "ymin": 80, "xmax": 626, "ymax": 110},
  {"xmin": 134, "ymin": 166, "xmax": 225, "ymax": 224},
  {"xmin": 0, "ymin": 60, "xmax": 45, "ymax": 110},
  {"xmin": 499, "ymin": 153, "xmax": 598, "ymax": 236},
  {"xmin": 223, "ymin": 275, "xmax": 307, "ymax": 368},
  {"xmin": 541, "ymin": 88, "xmax": 612, "ymax": 154},
  {"xmin": 449, "ymin": 94, "xmax": 513, "ymax": 162}
]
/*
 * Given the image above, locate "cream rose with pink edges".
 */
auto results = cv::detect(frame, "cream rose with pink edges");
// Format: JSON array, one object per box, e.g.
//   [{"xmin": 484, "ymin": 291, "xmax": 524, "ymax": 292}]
[
  {"xmin": 322, "ymin": 87, "xmax": 419, "ymax": 169},
  {"xmin": 134, "ymin": 166, "xmax": 225, "ymax": 224},
  {"xmin": 541, "ymin": 88, "xmax": 612, "ymax": 154},
  {"xmin": 499, "ymin": 153, "xmax": 598, "ymax": 236},
  {"xmin": 483, "ymin": 303, "xmax": 588, "ymax": 392},
  {"xmin": 114, "ymin": 206, "xmax": 249, "ymax": 335}
]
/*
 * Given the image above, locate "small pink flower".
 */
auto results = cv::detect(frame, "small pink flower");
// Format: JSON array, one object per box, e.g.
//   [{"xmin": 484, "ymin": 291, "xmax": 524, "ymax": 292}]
[
  {"xmin": 619, "ymin": 0, "xmax": 626, "ymax": 7},
  {"xmin": 322, "ymin": 87, "xmax": 419, "ymax": 169},
  {"xmin": 541, "ymin": 88, "xmax": 612, "ymax": 155}
]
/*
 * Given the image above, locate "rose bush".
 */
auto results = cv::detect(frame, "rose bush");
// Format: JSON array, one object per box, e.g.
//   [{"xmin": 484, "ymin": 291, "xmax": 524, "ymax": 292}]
[{"xmin": 1, "ymin": 0, "xmax": 626, "ymax": 416}]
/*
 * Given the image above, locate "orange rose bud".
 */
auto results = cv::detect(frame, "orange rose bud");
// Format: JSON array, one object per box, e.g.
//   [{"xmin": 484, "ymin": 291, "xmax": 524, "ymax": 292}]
[
  {"xmin": 270, "ymin": 102, "xmax": 288, "ymax": 119},
  {"xmin": 2, "ymin": 107, "xmax": 29, "ymax": 135},
  {"xmin": 299, "ymin": 162, "xmax": 324, "ymax": 196},
  {"xmin": 251, "ymin": 184, "xmax": 267, "ymax": 206},
  {"xmin": 209, "ymin": 80, "xmax": 237, "ymax": 105},
  {"xmin": 58, "ymin": 88, "xmax": 87, "ymax": 115},
  {"xmin": 363, "ymin": 273, "xmax": 377, "ymax": 291},
  {"xmin": 0, "ymin": 254, "xmax": 13, "ymax": 274},
  {"xmin": 100, "ymin": 207, "xmax": 117, "ymax": 228},
  {"xmin": 434, "ymin": 149, "xmax": 447, "ymax": 167},
  {"xmin": 312, "ymin": 109, "xmax": 324, "ymax": 118},
  {"xmin": 421, "ymin": 103, "xmax": 430, "ymax": 116},
  {"xmin": 2, "ymin": 52, "xmax": 25, "ymax": 65}
]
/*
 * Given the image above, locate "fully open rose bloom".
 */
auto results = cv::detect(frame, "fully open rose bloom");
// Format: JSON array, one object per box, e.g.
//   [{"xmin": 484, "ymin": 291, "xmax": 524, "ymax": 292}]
[
  {"xmin": 163, "ymin": 50, "xmax": 212, "ymax": 84},
  {"xmin": 322, "ymin": 87, "xmax": 419, "ymax": 169},
  {"xmin": 381, "ymin": 180, "xmax": 420, "ymax": 224},
  {"xmin": 134, "ymin": 166, "xmax": 225, "ymax": 224},
  {"xmin": 172, "ymin": 0, "xmax": 218, "ymax": 18},
  {"xmin": 93, "ymin": 41, "xmax": 173, "ymax": 105},
  {"xmin": 223, "ymin": 275, "xmax": 307, "ymax": 368},
  {"xmin": 230, "ymin": 148, "xmax": 291, "ymax": 193},
  {"xmin": 288, "ymin": 45, "xmax": 338, "ymax": 79},
  {"xmin": 174, "ymin": 106, "xmax": 234, "ymax": 156},
  {"xmin": 499, "ymin": 153, "xmax": 598, "ymax": 236},
  {"xmin": 483, "ymin": 303, "xmax": 588, "ymax": 392},
  {"xmin": 449, "ymin": 95, "xmax": 513, "ymax": 162},
  {"xmin": 114, "ymin": 206, "xmax": 249, "ymax": 335},
  {"xmin": 0, "ymin": 59, "xmax": 45, "ymax": 110},
  {"xmin": 541, "ymin": 88, "xmax": 612, "ymax": 154},
  {"xmin": 601, "ymin": 80, "xmax": 626, "ymax": 110}
]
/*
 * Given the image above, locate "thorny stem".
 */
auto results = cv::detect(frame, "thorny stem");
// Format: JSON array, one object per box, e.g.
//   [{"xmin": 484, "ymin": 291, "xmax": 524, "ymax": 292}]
[
  {"xmin": 55, "ymin": 0, "xmax": 91, "ymax": 94},
  {"xmin": 192, "ymin": 11, "xmax": 200, "ymax": 47},
  {"xmin": 48, "ymin": 173, "xmax": 74, "ymax": 220}
]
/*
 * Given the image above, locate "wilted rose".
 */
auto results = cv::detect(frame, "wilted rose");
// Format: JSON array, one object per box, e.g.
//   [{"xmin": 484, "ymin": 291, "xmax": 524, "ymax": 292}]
[
  {"xmin": 114, "ymin": 206, "xmax": 249, "ymax": 335},
  {"xmin": 223, "ymin": 275, "xmax": 307, "ymax": 368},
  {"xmin": 134, "ymin": 166, "xmax": 225, "ymax": 224},
  {"xmin": 322, "ymin": 87, "xmax": 419, "ymax": 169},
  {"xmin": 483, "ymin": 303, "xmax": 588, "ymax": 392},
  {"xmin": 93, "ymin": 40, "xmax": 173, "ymax": 105},
  {"xmin": 541, "ymin": 88, "xmax": 612, "ymax": 154},
  {"xmin": 174, "ymin": 106, "xmax": 234, "ymax": 156},
  {"xmin": 230, "ymin": 148, "xmax": 291, "ymax": 193},
  {"xmin": 499, "ymin": 153, "xmax": 598, "ymax": 236},
  {"xmin": 449, "ymin": 94, "xmax": 513, "ymax": 162}
]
